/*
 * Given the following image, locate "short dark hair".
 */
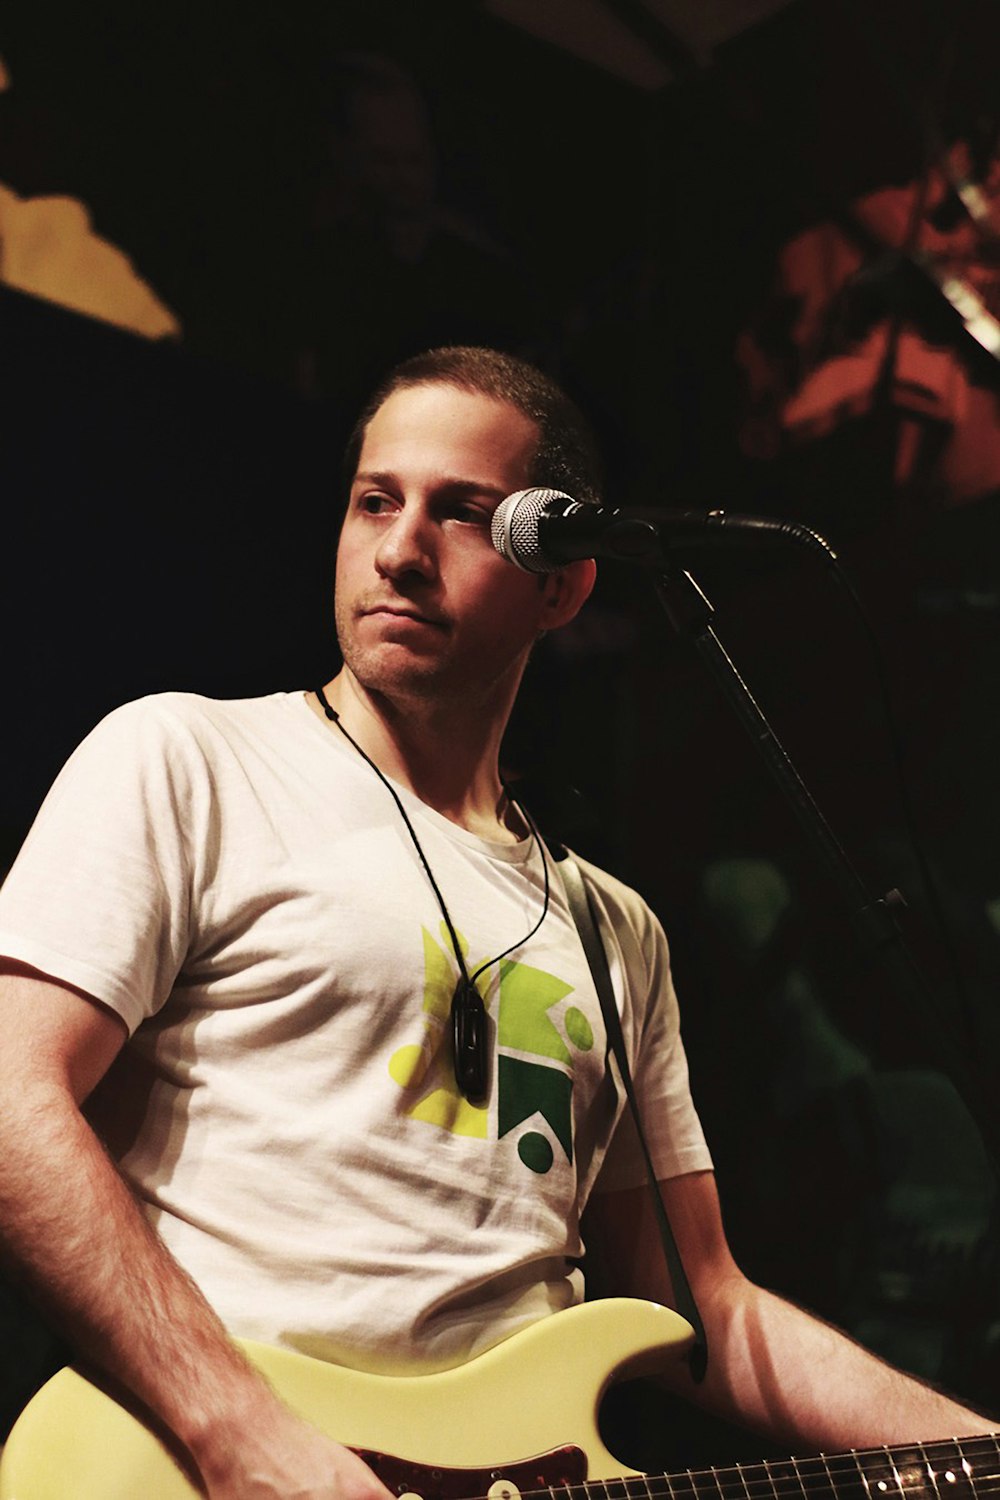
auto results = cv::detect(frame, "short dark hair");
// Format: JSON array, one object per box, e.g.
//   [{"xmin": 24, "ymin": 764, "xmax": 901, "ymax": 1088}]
[{"xmin": 342, "ymin": 346, "xmax": 602, "ymax": 505}]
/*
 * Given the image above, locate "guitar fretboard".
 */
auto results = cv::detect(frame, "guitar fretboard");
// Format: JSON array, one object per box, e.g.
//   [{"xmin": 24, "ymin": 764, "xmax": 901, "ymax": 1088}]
[{"xmin": 517, "ymin": 1436, "xmax": 1000, "ymax": 1500}]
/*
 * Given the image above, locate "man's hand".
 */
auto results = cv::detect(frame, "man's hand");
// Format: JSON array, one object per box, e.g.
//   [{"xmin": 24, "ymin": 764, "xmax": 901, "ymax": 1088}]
[{"xmin": 195, "ymin": 1407, "xmax": 396, "ymax": 1500}]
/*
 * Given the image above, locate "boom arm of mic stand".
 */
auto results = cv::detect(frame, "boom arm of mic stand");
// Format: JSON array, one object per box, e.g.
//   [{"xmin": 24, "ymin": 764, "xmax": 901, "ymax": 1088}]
[{"xmin": 656, "ymin": 565, "xmax": 1000, "ymax": 1182}]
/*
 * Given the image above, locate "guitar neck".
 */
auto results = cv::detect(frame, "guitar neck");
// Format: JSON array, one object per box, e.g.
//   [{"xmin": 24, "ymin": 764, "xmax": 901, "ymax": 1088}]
[{"xmin": 593, "ymin": 1435, "xmax": 1000, "ymax": 1500}]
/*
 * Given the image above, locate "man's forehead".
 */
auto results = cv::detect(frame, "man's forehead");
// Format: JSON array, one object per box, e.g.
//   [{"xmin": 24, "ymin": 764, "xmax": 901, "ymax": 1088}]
[
  {"xmin": 354, "ymin": 383, "xmax": 539, "ymax": 484},
  {"xmin": 366, "ymin": 381, "xmax": 536, "ymax": 437}
]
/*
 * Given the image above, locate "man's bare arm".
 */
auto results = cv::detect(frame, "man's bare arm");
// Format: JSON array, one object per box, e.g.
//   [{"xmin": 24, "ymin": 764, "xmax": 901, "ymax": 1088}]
[
  {"xmin": 0, "ymin": 962, "xmax": 393, "ymax": 1500},
  {"xmin": 587, "ymin": 1169, "xmax": 995, "ymax": 1451}
]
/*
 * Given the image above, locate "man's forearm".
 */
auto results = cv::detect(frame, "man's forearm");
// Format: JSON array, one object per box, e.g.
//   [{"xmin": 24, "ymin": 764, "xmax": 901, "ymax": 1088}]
[
  {"xmin": 0, "ymin": 1074, "xmax": 397, "ymax": 1499},
  {"xmin": 0, "ymin": 969, "xmax": 393, "ymax": 1500},
  {"xmin": 593, "ymin": 1175, "xmax": 995, "ymax": 1455},
  {"xmin": 672, "ymin": 1272, "xmax": 995, "ymax": 1452},
  {"xmin": 0, "ymin": 1074, "xmax": 276, "ymax": 1462}
]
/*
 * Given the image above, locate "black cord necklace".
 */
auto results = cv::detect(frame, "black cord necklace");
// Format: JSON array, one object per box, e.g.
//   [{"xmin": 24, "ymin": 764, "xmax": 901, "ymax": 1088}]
[{"xmin": 313, "ymin": 685, "xmax": 550, "ymax": 1103}]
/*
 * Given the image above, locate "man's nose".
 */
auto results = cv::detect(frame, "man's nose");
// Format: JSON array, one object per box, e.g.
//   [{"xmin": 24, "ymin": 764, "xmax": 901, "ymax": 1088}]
[{"xmin": 374, "ymin": 508, "xmax": 437, "ymax": 581}]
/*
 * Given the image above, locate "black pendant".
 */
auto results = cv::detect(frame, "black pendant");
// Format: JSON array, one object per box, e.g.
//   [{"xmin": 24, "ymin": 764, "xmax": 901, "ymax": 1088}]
[{"xmin": 450, "ymin": 977, "xmax": 489, "ymax": 1103}]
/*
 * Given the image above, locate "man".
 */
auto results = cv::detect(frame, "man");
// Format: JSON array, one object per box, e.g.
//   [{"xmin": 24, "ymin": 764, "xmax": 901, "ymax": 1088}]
[{"xmin": 0, "ymin": 347, "xmax": 991, "ymax": 1500}]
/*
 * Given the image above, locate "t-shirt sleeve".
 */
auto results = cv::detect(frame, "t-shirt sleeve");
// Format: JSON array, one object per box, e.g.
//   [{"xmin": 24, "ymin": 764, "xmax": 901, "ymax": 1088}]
[
  {"xmin": 0, "ymin": 697, "xmax": 199, "ymax": 1033},
  {"xmin": 585, "ymin": 868, "xmax": 713, "ymax": 1192}
]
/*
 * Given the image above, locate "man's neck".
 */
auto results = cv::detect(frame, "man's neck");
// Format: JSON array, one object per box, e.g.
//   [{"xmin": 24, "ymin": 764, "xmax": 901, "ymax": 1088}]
[{"xmin": 309, "ymin": 672, "xmax": 524, "ymax": 843}]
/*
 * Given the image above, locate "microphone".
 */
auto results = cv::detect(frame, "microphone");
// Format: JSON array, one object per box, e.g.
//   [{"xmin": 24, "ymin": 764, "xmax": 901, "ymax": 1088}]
[{"xmin": 490, "ymin": 488, "xmax": 837, "ymax": 572}]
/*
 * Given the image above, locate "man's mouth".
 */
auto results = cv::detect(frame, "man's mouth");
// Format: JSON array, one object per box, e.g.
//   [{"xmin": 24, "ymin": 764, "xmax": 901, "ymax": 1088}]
[{"xmin": 361, "ymin": 604, "xmax": 448, "ymax": 630}]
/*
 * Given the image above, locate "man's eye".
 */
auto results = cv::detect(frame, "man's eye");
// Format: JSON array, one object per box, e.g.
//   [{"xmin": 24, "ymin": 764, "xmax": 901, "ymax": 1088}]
[
  {"xmin": 448, "ymin": 502, "xmax": 488, "ymax": 524},
  {"xmin": 358, "ymin": 493, "xmax": 393, "ymax": 515}
]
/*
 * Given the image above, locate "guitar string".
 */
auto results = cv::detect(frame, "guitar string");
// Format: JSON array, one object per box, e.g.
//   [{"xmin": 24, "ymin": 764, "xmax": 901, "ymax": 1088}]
[
  {"xmin": 501, "ymin": 1478, "xmax": 1000, "ymax": 1500},
  {"xmin": 478, "ymin": 1440, "xmax": 1000, "ymax": 1500},
  {"xmin": 594, "ymin": 1469, "xmax": 1000, "ymax": 1498},
  {"xmin": 507, "ymin": 1458, "xmax": 1000, "ymax": 1496},
  {"xmin": 496, "ymin": 1488, "xmax": 1000, "ymax": 1500}
]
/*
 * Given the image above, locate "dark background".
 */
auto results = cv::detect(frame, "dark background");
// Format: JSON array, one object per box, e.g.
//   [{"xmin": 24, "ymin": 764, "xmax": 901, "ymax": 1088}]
[{"xmin": 4, "ymin": 0, "xmax": 1000, "ymax": 1464}]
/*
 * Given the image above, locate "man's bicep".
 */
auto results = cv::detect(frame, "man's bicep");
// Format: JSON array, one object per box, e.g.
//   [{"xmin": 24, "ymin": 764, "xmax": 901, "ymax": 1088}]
[
  {"xmin": 0, "ymin": 958, "xmax": 128, "ymax": 1104},
  {"xmin": 586, "ymin": 1169, "xmax": 739, "ymax": 1307}
]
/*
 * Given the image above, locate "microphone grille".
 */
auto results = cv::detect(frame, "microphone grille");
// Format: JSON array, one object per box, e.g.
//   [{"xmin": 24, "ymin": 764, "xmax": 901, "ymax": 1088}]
[{"xmin": 491, "ymin": 487, "xmax": 572, "ymax": 573}]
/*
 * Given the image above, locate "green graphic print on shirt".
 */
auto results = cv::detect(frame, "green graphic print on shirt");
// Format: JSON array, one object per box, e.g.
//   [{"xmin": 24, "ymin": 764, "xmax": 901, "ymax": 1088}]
[{"xmin": 388, "ymin": 923, "xmax": 595, "ymax": 1173}]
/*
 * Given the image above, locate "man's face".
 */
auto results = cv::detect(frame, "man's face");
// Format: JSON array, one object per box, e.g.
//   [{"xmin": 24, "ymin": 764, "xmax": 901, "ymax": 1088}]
[{"xmin": 335, "ymin": 381, "xmax": 564, "ymax": 711}]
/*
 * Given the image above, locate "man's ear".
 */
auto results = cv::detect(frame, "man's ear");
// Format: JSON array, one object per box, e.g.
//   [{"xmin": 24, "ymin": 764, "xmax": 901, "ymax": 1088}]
[{"xmin": 539, "ymin": 558, "xmax": 597, "ymax": 631}]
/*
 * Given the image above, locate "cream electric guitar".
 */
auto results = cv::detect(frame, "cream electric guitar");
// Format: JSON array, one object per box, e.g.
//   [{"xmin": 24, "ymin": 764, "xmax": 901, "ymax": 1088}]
[{"xmin": 0, "ymin": 1298, "xmax": 995, "ymax": 1500}]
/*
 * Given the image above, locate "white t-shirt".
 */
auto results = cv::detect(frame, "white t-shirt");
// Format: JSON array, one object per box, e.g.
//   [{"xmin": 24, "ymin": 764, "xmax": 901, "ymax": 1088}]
[{"xmin": 0, "ymin": 691, "xmax": 711, "ymax": 1372}]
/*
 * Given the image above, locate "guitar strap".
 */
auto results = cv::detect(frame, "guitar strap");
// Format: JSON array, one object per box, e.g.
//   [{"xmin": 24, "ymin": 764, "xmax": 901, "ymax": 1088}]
[{"xmin": 554, "ymin": 848, "xmax": 708, "ymax": 1381}]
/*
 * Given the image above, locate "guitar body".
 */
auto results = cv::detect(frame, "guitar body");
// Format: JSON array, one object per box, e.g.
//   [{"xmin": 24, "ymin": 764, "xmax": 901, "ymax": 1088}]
[{"xmin": 0, "ymin": 1297, "xmax": 694, "ymax": 1499}]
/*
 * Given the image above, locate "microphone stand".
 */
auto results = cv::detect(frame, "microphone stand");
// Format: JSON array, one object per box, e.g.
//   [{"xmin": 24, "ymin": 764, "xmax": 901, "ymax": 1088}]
[{"xmin": 655, "ymin": 562, "xmax": 1000, "ymax": 1181}]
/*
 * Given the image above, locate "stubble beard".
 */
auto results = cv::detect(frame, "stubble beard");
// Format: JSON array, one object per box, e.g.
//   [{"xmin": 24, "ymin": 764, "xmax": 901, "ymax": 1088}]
[
  {"xmin": 336, "ymin": 605, "xmax": 528, "ymax": 720},
  {"xmin": 335, "ymin": 600, "xmax": 459, "ymax": 706}
]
